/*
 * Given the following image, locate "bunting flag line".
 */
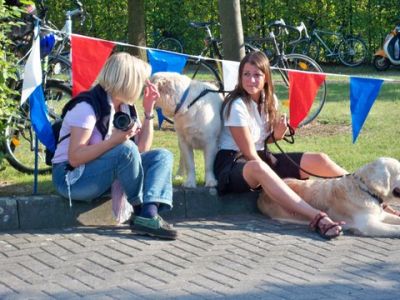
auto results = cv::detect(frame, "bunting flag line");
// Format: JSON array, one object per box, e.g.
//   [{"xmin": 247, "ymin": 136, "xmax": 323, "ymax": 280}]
[
  {"xmin": 66, "ymin": 33, "xmax": 394, "ymax": 140},
  {"xmin": 222, "ymin": 60, "xmax": 240, "ymax": 91},
  {"xmin": 288, "ymin": 70, "xmax": 326, "ymax": 128},
  {"xmin": 71, "ymin": 35, "xmax": 115, "ymax": 96},
  {"xmin": 21, "ymin": 23, "xmax": 55, "ymax": 152},
  {"xmin": 66, "ymin": 33, "xmax": 396, "ymax": 82},
  {"xmin": 350, "ymin": 77, "xmax": 384, "ymax": 143}
]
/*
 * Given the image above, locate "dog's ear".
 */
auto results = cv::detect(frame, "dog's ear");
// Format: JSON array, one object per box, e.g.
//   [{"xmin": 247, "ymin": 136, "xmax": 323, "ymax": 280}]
[
  {"xmin": 358, "ymin": 159, "xmax": 391, "ymax": 197},
  {"xmin": 151, "ymin": 75, "xmax": 170, "ymax": 95}
]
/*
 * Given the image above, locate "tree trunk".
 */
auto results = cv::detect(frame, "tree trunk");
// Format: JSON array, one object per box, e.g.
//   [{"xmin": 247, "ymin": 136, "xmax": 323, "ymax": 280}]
[
  {"xmin": 218, "ymin": 0, "xmax": 245, "ymax": 61},
  {"xmin": 127, "ymin": 0, "xmax": 146, "ymax": 60}
]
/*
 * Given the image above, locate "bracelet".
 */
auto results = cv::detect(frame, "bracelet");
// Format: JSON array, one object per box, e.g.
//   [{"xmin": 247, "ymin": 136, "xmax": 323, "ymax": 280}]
[{"xmin": 144, "ymin": 113, "xmax": 154, "ymax": 120}]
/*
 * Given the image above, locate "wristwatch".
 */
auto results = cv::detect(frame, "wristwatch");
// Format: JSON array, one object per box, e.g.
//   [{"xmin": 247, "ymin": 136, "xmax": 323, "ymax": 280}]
[{"xmin": 144, "ymin": 112, "xmax": 155, "ymax": 120}]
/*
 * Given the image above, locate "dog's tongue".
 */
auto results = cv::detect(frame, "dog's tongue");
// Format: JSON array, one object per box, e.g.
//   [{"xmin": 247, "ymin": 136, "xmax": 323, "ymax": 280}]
[{"xmin": 393, "ymin": 187, "xmax": 400, "ymax": 198}]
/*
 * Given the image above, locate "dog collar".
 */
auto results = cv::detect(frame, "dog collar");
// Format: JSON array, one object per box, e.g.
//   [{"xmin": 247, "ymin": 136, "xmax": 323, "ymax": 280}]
[
  {"xmin": 174, "ymin": 86, "xmax": 191, "ymax": 115},
  {"xmin": 353, "ymin": 174, "xmax": 383, "ymax": 204}
]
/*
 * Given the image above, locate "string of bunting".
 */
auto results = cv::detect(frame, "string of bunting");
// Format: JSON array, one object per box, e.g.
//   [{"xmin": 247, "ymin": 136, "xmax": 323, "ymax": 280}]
[{"xmin": 44, "ymin": 30, "xmax": 395, "ymax": 142}]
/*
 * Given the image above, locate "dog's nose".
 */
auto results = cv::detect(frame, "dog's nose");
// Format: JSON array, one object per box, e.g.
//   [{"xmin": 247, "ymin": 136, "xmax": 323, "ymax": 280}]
[{"xmin": 393, "ymin": 187, "xmax": 400, "ymax": 198}]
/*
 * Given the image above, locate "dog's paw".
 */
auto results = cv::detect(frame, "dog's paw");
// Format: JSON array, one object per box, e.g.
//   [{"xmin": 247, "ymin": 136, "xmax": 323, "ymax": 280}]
[
  {"xmin": 182, "ymin": 180, "xmax": 197, "ymax": 188},
  {"xmin": 205, "ymin": 178, "xmax": 218, "ymax": 187}
]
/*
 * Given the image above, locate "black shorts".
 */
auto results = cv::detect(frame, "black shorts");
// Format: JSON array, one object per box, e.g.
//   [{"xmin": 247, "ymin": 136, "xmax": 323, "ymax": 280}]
[{"xmin": 213, "ymin": 149, "xmax": 304, "ymax": 196}]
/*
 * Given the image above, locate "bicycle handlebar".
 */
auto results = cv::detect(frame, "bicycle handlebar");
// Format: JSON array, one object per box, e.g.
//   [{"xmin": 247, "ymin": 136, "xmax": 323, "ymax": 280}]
[
  {"xmin": 268, "ymin": 19, "xmax": 309, "ymax": 43},
  {"xmin": 67, "ymin": 8, "xmax": 83, "ymax": 18}
]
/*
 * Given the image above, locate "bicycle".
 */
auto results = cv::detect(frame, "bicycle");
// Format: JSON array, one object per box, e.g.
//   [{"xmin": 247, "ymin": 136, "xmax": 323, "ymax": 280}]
[
  {"xmin": 261, "ymin": 19, "xmax": 327, "ymax": 127},
  {"xmin": 2, "ymin": 1, "xmax": 77, "ymax": 174},
  {"xmin": 182, "ymin": 21, "xmax": 259, "ymax": 90},
  {"xmin": 290, "ymin": 18, "xmax": 367, "ymax": 67},
  {"xmin": 245, "ymin": 19, "xmax": 308, "ymax": 66},
  {"xmin": 153, "ymin": 28, "xmax": 184, "ymax": 53},
  {"xmin": 8, "ymin": 0, "xmax": 87, "ymax": 86},
  {"xmin": 180, "ymin": 21, "xmax": 224, "ymax": 90},
  {"xmin": 43, "ymin": 0, "xmax": 90, "ymax": 85},
  {"xmin": 153, "ymin": 21, "xmax": 258, "ymax": 129},
  {"xmin": 3, "ymin": 79, "xmax": 72, "ymax": 174}
]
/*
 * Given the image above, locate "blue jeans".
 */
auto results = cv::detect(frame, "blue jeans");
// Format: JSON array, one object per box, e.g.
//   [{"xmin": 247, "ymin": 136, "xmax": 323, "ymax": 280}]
[{"xmin": 52, "ymin": 141, "xmax": 173, "ymax": 210}]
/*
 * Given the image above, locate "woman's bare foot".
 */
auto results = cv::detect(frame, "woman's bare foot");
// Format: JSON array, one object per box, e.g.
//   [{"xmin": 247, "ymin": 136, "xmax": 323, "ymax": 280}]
[{"xmin": 382, "ymin": 203, "xmax": 400, "ymax": 216}]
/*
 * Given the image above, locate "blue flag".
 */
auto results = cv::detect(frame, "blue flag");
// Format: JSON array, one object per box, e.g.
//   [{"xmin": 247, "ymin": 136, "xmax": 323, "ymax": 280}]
[
  {"xmin": 147, "ymin": 49, "xmax": 188, "ymax": 75},
  {"xmin": 21, "ymin": 24, "xmax": 55, "ymax": 152},
  {"xmin": 350, "ymin": 77, "xmax": 383, "ymax": 143},
  {"xmin": 147, "ymin": 49, "xmax": 188, "ymax": 128}
]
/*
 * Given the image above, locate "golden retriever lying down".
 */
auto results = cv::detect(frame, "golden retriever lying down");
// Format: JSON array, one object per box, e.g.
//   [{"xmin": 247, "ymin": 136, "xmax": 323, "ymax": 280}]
[
  {"xmin": 257, "ymin": 157, "xmax": 400, "ymax": 237},
  {"xmin": 151, "ymin": 72, "xmax": 223, "ymax": 188}
]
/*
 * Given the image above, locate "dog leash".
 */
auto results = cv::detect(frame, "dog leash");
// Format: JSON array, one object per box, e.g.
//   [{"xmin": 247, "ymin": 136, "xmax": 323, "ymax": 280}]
[{"xmin": 265, "ymin": 127, "xmax": 349, "ymax": 179}]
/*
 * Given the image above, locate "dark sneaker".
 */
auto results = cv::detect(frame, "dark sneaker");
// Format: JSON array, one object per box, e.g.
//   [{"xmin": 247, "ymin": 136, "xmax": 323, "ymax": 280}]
[{"xmin": 131, "ymin": 215, "xmax": 177, "ymax": 240}]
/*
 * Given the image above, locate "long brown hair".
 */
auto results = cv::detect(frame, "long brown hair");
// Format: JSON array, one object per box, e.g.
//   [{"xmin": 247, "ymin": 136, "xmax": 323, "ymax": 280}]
[{"xmin": 223, "ymin": 51, "xmax": 277, "ymax": 129}]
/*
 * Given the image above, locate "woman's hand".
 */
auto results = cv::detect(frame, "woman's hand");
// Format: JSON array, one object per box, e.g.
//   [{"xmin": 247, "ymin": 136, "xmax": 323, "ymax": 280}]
[
  {"xmin": 143, "ymin": 80, "xmax": 160, "ymax": 114},
  {"xmin": 273, "ymin": 114, "xmax": 288, "ymax": 140},
  {"xmin": 109, "ymin": 122, "xmax": 141, "ymax": 145}
]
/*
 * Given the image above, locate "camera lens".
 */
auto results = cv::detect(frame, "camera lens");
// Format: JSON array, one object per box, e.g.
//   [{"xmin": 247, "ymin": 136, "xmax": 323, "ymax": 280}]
[{"xmin": 113, "ymin": 112, "xmax": 134, "ymax": 131}]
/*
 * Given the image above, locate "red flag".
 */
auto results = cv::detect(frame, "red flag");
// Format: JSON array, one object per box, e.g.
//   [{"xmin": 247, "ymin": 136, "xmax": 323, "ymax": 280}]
[
  {"xmin": 288, "ymin": 71, "xmax": 326, "ymax": 128},
  {"xmin": 71, "ymin": 35, "xmax": 115, "ymax": 96}
]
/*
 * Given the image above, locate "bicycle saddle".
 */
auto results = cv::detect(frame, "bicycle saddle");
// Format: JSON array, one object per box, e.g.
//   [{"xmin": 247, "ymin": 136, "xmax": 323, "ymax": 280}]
[
  {"xmin": 268, "ymin": 20, "xmax": 286, "ymax": 28},
  {"xmin": 189, "ymin": 21, "xmax": 218, "ymax": 28}
]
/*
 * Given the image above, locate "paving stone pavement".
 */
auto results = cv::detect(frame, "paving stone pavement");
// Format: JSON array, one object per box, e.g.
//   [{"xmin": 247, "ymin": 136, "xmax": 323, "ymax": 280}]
[{"xmin": 0, "ymin": 214, "xmax": 399, "ymax": 300}]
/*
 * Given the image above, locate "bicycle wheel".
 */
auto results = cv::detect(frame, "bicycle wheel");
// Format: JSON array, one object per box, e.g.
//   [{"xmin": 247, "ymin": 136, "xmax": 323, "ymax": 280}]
[
  {"xmin": 156, "ymin": 37, "xmax": 183, "ymax": 53},
  {"xmin": 291, "ymin": 39, "xmax": 320, "ymax": 62},
  {"xmin": 44, "ymin": 80, "xmax": 72, "ymax": 118},
  {"xmin": 182, "ymin": 57, "xmax": 223, "ymax": 90},
  {"xmin": 373, "ymin": 55, "xmax": 390, "ymax": 71},
  {"xmin": 338, "ymin": 37, "xmax": 367, "ymax": 67},
  {"xmin": 247, "ymin": 38, "xmax": 278, "ymax": 65},
  {"xmin": 244, "ymin": 42, "xmax": 259, "ymax": 54},
  {"xmin": 46, "ymin": 54, "xmax": 71, "ymax": 85},
  {"xmin": 273, "ymin": 53, "xmax": 326, "ymax": 127},
  {"xmin": 3, "ymin": 81, "xmax": 72, "ymax": 174}
]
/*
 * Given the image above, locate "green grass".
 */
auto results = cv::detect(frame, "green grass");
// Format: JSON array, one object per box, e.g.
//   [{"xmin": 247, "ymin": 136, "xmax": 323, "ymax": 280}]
[{"xmin": 1, "ymin": 66, "xmax": 399, "ymax": 196}]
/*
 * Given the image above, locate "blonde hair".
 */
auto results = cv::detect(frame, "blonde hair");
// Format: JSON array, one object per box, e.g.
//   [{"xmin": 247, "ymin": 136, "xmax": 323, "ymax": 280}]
[{"xmin": 96, "ymin": 52, "xmax": 151, "ymax": 105}]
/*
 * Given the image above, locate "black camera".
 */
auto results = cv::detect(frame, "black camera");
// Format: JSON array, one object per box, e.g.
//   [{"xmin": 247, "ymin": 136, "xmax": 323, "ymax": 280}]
[{"xmin": 113, "ymin": 112, "xmax": 137, "ymax": 131}]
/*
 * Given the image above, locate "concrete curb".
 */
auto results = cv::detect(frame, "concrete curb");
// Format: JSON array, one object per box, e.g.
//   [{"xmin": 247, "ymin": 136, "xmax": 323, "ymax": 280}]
[{"xmin": 0, "ymin": 187, "xmax": 259, "ymax": 230}]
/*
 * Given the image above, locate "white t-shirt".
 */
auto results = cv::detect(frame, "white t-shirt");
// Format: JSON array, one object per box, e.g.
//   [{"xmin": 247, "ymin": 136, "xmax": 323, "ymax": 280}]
[{"xmin": 218, "ymin": 97, "xmax": 272, "ymax": 151}]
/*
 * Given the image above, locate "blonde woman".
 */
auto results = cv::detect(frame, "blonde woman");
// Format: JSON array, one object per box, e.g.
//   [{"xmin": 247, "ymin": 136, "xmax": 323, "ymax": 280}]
[{"xmin": 52, "ymin": 52, "xmax": 177, "ymax": 240}]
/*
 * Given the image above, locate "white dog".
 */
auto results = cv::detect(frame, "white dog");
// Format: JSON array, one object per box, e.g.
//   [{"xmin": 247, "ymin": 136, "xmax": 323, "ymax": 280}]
[
  {"xmin": 257, "ymin": 157, "xmax": 400, "ymax": 237},
  {"xmin": 150, "ymin": 72, "xmax": 223, "ymax": 188}
]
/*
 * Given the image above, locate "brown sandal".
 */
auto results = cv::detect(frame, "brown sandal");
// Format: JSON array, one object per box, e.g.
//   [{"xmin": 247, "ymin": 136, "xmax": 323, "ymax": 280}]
[{"xmin": 309, "ymin": 212, "xmax": 344, "ymax": 240}]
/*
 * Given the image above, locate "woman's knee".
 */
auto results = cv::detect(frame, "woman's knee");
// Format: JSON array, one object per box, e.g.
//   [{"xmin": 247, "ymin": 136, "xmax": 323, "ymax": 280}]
[
  {"xmin": 147, "ymin": 148, "xmax": 173, "ymax": 162},
  {"xmin": 115, "ymin": 141, "xmax": 140, "ymax": 160},
  {"xmin": 243, "ymin": 160, "xmax": 272, "ymax": 177},
  {"xmin": 154, "ymin": 148, "xmax": 173, "ymax": 162},
  {"xmin": 305, "ymin": 152, "xmax": 331, "ymax": 165}
]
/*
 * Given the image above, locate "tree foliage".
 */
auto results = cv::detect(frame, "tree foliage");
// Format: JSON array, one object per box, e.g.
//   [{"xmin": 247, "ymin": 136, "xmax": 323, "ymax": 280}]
[
  {"xmin": 0, "ymin": 0, "xmax": 25, "ymax": 170},
  {"xmin": 2, "ymin": 0, "xmax": 398, "ymax": 66},
  {"xmin": 37, "ymin": 0, "xmax": 399, "ymax": 58}
]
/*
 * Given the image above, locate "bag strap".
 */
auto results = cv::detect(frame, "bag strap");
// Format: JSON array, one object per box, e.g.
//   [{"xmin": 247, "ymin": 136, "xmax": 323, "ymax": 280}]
[{"xmin": 58, "ymin": 133, "xmax": 70, "ymax": 144}]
